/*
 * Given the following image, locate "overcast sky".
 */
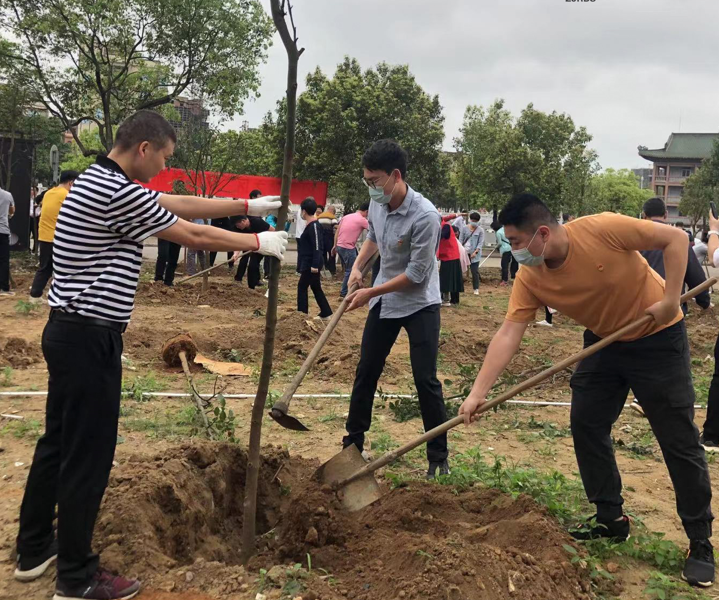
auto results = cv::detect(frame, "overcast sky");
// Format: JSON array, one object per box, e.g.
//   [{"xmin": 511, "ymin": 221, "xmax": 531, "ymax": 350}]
[{"xmin": 233, "ymin": 0, "xmax": 718, "ymax": 170}]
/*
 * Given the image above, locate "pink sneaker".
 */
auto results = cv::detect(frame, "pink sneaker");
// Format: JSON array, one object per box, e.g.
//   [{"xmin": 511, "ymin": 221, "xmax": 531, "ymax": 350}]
[{"xmin": 54, "ymin": 569, "xmax": 140, "ymax": 599}]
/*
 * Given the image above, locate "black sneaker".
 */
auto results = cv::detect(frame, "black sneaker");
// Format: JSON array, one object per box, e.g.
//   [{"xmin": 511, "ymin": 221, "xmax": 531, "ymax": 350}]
[
  {"xmin": 54, "ymin": 568, "xmax": 141, "ymax": 599},
  {"xmin": 570, "ymin": 514, "xmax": 630, "ymax": 542},
  {"xmin": 700, "ymin": 434, "xmax": 719, "ymax": 454},
  {"xmin": 14, "ymin": 539, "xmax": 58, "ymax": 582},
  {"xmin": 682, "ymin": 539, "xmax": 715, "ymax": 587},
  {"xmin": 427, "ymin": 459, "xmax": 451, "ymax": 480}
]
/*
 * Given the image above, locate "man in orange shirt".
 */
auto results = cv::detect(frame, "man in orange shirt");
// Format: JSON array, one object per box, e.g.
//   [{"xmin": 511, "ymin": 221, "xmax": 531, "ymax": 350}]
[{"xmin": 459, "ymin": 193, "xmax": 714, "ymax": 587}]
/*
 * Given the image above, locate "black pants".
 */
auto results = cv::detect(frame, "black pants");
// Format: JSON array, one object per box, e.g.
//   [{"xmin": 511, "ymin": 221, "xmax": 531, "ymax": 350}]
[
  {"xmin": 0, "ymin": 233, "xmax": 9, "ymax": 292},
  {"xmin": 323, "ymin": 231, "xmax": 336, "ymax": 275},
  {"xmin": 17, "ymin": 319, "xmax": 123, "ymax": 585},
  {"xmin": 297, "ymin": 270, "xmax": 333, "ymax": 318},
  {"xmin": 344, "ymin": 302, "xmax": 448, "ymax": 463},
  {"xmin": 442, "ymin": 292, "xmax": 460, "ymax": 305},
  {"xmin": 702, "ymin": 332, "xmax": 719, "ymax": 442},
  {"xmin": 235, "ymin": 253, "xmax": 262, "ymax": 288},
  {"xmin": 263, "ymin": 256, "xmax": 272, "ymax": 279},
  {"xmin": 500, "ymin": 252, "xmax": 518, "ymax": 282},
  {"xmin": 209, "ymin": 251, "xmax": 232, "ymax": 267},
  {"xmin": 30, "ymin": 217, "xmax": 38, "ymax": 253},
  {"xmin": 570, "ymin": 321, "xmax": 713, "ymax": 540},
  {"xmin": 545, "ymin": 306, "xmax": 553, "ymax": 324},
  {"xmin": 470, "ymin": 262, "xmax": 480, "ymax": 290},
  {"xmin": 154, "ymin": 239, "xmax": 181, "ymax": 285},
  {"xmin": 30, "ymin": 241, "xmax": 54, "ymax": 298}
]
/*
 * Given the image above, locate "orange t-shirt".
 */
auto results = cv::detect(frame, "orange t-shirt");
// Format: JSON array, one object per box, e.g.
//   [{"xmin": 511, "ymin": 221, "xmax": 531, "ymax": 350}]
[{"xmin": 505, "ymin": 213, "xmax": 683, "ymax": 341}]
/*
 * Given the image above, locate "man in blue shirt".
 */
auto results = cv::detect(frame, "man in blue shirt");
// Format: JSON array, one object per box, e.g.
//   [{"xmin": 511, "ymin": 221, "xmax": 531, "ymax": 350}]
[{"xmin": 344, "ymin": 139, "xmax": 449, "ymax": 478}]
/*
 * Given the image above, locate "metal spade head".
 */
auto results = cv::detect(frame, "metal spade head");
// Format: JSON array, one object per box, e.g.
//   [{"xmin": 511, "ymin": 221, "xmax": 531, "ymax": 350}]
[
  {"xmin": 269, "ymin": 405, "xmax": 310, "ymax": 431},
  {"xmin": 315, "ymin": 444, "xmax": 383, "ymax": 512}
]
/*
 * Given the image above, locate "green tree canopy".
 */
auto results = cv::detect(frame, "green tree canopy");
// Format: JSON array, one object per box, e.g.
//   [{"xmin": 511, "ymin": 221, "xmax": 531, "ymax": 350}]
[
  {"xmin": 1, "ymin": 0, "xmax": 272, "ymax": 155},
  {"xmin": 583, "ymin": 168, "xmax": 654, "ymax": 217}
]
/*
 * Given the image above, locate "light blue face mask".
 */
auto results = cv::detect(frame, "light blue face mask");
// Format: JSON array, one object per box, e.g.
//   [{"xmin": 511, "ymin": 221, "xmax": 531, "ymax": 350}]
[
  {"xmin": 366, "ymin": 174, "xmax": 397, "ymax": 204},
  {"xmin": 511, "ymin": 228, "xmax": 546, "ymax": 267}
]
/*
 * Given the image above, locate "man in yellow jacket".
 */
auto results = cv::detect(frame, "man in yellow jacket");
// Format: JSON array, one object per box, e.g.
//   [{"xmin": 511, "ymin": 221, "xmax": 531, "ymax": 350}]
[{"xmin": 30, "ymin": 171, "xmax": 79, "ymax": 301}]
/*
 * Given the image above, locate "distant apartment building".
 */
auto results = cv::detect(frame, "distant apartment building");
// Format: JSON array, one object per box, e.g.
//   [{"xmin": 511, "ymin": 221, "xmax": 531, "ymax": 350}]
[
  {"xmin": 638, "ymin": 133, "xmax": 719, "ymax": 223},
  {"xmin": 169, "ymin": 97, "xmax": 209, "ymax": 130},
  {"xmin": 631, "ymin": 168, "xmax": 653, "ymax": 189}
]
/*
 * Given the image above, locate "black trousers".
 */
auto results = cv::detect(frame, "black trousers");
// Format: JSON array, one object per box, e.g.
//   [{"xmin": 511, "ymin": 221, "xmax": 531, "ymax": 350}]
[
  {"xmin": 297, "ymin": 270, "xmax": 333, "ymax": 318},
  {"xmin": 0, "ymin": 233, "xmax": 9, "ymax": 291},
  {"xmin": 545, "ymin": 306, "xmax": 553, "ymax": 324},
  {"xmin": 235, "ymin": 253, "xmax": 262, "ymax": 288},
  {"xmin": 17, "ymin": 319, "xmax": 123, "ymax": 585},
  {"xmin": 500, "ymin": 252, "xmax": 518, "ymax": 282},
  {"xmin": 30, "ymin": 241, "xmax": 54, "ymax": 298},
  {"xmin": 263, "ymin": 256, "xmax": 272, "ymax": 279},
  {"xmin": 323, "ymin": 231, "xmax": 336, "ymax": 275},
  {"xmin": 702, "ymin": 332, "xmax": 719, "ymax": 442},
  {"xmin": 470, "ymin": 262, "xmax": 480, "ymax": 290},
  {"xmin": 154, "ymin": 239, "xmax": 181, "ymax": 285},
  {"xmin": 570, "ymin": 321, "xmax": 713, "ymax": 540},
  {"xmin": 209, "ymin": 251, "xmax": 232, "ymax": 267},
  {"xmin": 344, "ymin": 302, "xmax": 448, "ymax": 463}
]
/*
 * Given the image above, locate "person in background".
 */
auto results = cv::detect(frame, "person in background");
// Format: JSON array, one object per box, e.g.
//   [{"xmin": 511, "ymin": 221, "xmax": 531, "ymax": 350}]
[
  {"xmin": 315, "ymin": 205, "xmax": 324, "ymax": 218},
  {"xmin": 232, "ymin": 214, "xmax": 272, "ymax": 289},
  {"xmin": 333, "ymin": 202, "xmax": 369, "ymax": 298},
  {"xmin": 185, "ymin": 218, "xmax": 208, "ymax": 276},
  {"xmin": 492, "ymin": 221, "xmax": 517, "ymax": 286},
  {"xmin": 29, "ymin": 185, "xmax": 41, "ymax": 254},
  {"xmin": 296, "ymin": 197, "xmax": 333, "ymax": 320},
  {"xmin": 29, "ymin": 171, "xmax": 79, "ymax": 301},
  {"xmin": 438, "ymin": 217, "xmax": 464, "ymax": 306},
  {"xmin": 453, "ymin": 214, "xmax": 471, "ymax": 245},
  {"xmin": 461, "ymin": 194, "xmax": 714, "ymax": 588},
  {"xmin": 464, "ymin": 212, "xmax": 484, "ymax": 296},
  {"xmin": 0, "ymin": 184, "xmax": 15, "ymax": 296},
  {"xmin": 694, "ymin": 228, "xmax": 709, "ymax": 265},
  {"xmin": 317, "ymin": 205, "xmax": 339, "ymax": 278},
  {"xmin": 154, "ymin": 238, "xmax": 182, "ymax": 286},
  {"xmin": 455, "ymin": 225, "xmax": 471, "ymax": 280},
  {"xmin": 294, "ymin": 197, "xmax": 313, "ymax": 240},
  {"xmin": 257, "ymin": 190, "xmax": 278, "ymax": 281}
]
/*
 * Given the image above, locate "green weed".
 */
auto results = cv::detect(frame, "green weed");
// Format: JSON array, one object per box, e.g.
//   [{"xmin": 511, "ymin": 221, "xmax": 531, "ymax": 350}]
[
  {"xmin": 14, "ymin": 300, "xmax": 40, "ymax": 316},
  {"xmin": 1, "ymin": 418, "xmax": 42, "ymax": 440},
  {"xmin": 370, "ymin": 431, "xmax": 398, "ymax": 454},
  {"xmin": 643, "ymin": 571, "xmax": 709, "ymax": 600},
  {"xmin": 1, "ymin": 366, "xmax": 13, "ymax": 387},
  {"xmin": 206, "ymin": 394, "xmax": 237, "ymax": 442},
  {"xmin": 121, "ymin": 406, "xmax": 201, "ymax": 439},
  {"xmin": 121, "ymin": 371, "xmax": 167, "ymax": 401},
  {"xmin": 318, "ymin": 405, "xmax": 343, "ymax": 424}
]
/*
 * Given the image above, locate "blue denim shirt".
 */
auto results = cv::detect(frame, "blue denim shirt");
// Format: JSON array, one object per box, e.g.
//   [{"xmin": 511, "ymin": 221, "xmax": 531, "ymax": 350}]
[{"xmin": 367, "ymin": 185, "xmax": 441, "ymax": 318}]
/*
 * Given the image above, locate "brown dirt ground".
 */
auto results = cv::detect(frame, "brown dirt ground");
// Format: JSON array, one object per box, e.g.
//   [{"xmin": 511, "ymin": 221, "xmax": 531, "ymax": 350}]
[{"xmin": 1, "ymin": 258, "xmax": 718, "ymax": 600}]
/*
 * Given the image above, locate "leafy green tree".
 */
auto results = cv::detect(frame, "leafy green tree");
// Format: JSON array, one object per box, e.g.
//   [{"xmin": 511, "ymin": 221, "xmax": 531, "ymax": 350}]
[
  {"xmin": 211, "ymin": 128, "xmax": 281, "ymax": 178},
  {"xmin": 584, "ymin": 168, "xmax": 654, "ymax": 217},
  {"xmin": 265, "ymin": 57, "xmax": 445, "ymax": 208},
  {"xmin": 680, "ymin": 166, "xmax": 717, "ymax": 233},
  {"xmin": 1, "ymin": 0, "xmax": 273, "ymax": 155}
]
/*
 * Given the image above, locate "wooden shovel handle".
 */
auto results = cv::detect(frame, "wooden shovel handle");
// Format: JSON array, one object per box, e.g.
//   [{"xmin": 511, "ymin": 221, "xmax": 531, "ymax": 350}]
[
  {"xmin": 274, "ymin": 251, "xmax": 380, "ymax": 411},
  {"xmin": 337, "ymin": 277, "xmax": 717, "ymax": 488}
]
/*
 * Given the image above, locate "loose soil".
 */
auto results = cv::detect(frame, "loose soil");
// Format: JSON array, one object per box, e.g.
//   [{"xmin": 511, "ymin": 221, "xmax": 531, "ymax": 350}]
[{"xmin": 1, "ymin": 257, "xmax": 718, "ymax": 600}]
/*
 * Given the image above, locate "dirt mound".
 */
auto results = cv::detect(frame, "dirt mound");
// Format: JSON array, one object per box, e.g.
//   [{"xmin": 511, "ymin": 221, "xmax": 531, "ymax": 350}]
[
  {"xmin": 0, "ymin": 337, "xmax": 43, "ymax": 368},
  {"xmin": 96, "ymin": 443, "xmax": 592, "ymax": 600},
  {"xmin": 136, "ymin": 279, "xmax": 267, "ymax": 311}
]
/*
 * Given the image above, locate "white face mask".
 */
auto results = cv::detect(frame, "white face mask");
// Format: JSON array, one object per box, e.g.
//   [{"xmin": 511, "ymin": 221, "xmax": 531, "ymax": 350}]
[{"xmin": 511, "ymin": 228, "xmax": 546, "ymax": 267}]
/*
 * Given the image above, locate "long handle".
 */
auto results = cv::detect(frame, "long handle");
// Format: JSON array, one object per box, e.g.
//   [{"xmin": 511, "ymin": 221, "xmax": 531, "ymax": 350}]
[
  {"xmin": 273, "ymin": 251, "xmax": 380, "ymax": 411},
  {"xmin": 177, "ymin": 251, "xmax": 250, "ymax": 285},
  {"xmin": 477, "ymin": 246, "xmax": 497, "ymax": 268},
  {"xmin": 337, "ymin": 277, "xmax": 717, "ymax": 488}
]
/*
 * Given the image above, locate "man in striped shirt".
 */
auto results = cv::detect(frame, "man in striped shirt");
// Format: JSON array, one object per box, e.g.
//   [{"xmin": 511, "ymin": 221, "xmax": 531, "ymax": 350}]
[{"xmin": 14, "ymin": 110, "xmax": 288, "ymax": 600}]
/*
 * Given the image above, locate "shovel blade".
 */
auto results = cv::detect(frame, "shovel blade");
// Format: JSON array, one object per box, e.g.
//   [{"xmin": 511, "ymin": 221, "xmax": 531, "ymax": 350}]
[
  {"xmin": 269, "ymin": 408, "xmax": 310, "ymax": 431},
  {"xmin": 315, "ymin": 444, "xmax": 383, "ymax": 512}
]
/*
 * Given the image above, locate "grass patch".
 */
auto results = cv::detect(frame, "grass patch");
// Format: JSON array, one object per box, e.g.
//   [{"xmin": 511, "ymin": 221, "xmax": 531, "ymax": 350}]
[
  {"xmin": 1, "ymin": 418, "xmax": 43, "ymax": 440},
  {"xmin": 14, "ymin": 299, "xmax": 40, "ymax": 316},
  {"xmin": 121, "ymin": 371, "xmax": 167, "ymax": 401},
  {"xmin": 1, "ymin": 366, "xmax": 13, "ymax": 387},
  {"xmin": 121, "ymin": 406, "xmax": 202, "ymax": 439}
]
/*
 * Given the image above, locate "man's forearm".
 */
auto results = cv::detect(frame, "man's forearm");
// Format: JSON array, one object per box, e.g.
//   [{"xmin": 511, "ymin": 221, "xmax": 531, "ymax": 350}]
[
  {"xmin": 354, "ymin": 239, "xmax": 378, "ymax": 271},
  {"xmin": 470, "ymin": 324, "xmax": 525, "ymax": 398},
  {"xmin": 158, "ymin": 220, "xmax": 259, "ymax": 252},
  {"xmin": 368, "ymin": 273, "xmax": 412, "ymax": 298},
  {"xmin": 159, "ymin": 194, "xmax": 248, "ymax": 220}
]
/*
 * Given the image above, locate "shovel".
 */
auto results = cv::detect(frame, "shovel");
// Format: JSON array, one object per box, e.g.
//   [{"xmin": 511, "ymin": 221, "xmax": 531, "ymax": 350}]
[
  {"xmin": 317, "ymin": 277, "xmax": 718, "ymax": 512},
  {"xmin": 269, "ymin": 251, "xmax": 380, "ymax": 431}
]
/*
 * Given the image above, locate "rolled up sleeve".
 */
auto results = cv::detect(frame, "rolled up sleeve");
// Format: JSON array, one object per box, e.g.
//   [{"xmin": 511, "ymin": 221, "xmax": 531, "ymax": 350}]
[
  {"xmin": 367, "ymin": 213, "xmax": 377, "ymax": 243},
  {"xmin": 405, "ymin": 212, "xmax": 440, "ymax": 284}
]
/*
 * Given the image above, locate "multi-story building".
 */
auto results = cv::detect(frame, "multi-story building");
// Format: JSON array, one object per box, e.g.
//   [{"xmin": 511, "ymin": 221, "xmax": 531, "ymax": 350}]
[
  {"xmin": 631, "ymin": 167, "xmax": 653, "ymax": 189},
  {"xmin": 638, "ymin": 133, "xmax": 719, "ymax": 222}
]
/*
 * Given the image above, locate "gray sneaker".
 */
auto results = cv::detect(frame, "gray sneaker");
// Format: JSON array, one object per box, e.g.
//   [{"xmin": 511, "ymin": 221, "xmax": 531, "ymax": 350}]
[{"xmin": 427, "ymin": 459, "xmax": 450, "ymax": 480}]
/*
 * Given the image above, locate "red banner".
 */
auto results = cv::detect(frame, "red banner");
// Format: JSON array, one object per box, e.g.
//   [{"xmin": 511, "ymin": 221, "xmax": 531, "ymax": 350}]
[{"xmin": 143, "ymin": 168, "xmax": 328, "ymax": 205}]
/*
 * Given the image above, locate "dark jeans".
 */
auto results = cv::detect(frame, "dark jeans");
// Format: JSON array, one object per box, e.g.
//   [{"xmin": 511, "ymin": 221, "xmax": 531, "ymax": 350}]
[
  {"xmin": 209, "ymin": 251, "xmax": 232, "ymax": 267},
  {"xmin": 31, "ymin": 241, "xmax": 54, "ymax": 298},
  {"xmin": 235, "ymin": 253, "xmax": 262, "ymax": 288},
  {"xmin": 570, "ymin": 321, "xmax": 713, "ymax": 540},
  {"xmin": 344, "ymin": 302, "xmax": 448, "ymax": 463},
  {"xmin": 297, "ymin": 270, "xmax": 333, "ymax": 318},
  {"xmin": 0, "ymin": 233, "xmax": 9, "ymax": 291},
  {"xmin": 337, "ymin": 246, "xmax": 357, "ymax": 297},
  {"xmin": 154, "ymin": 239, "xmax": 181, "ymax": 285},
  {"xmin": 500, "ymin": 252, "xmax": 518, "ymax": 282},
  {"xmin": 702, "ymin": 332, "xmax": 719, "ymax": 442},
  {"xmin": 17, "ymin": 319, "xmax": 123, "ymax": 585},
  {"xmin": 470, "ymin": 262, "xmax": 480, "ymax": 290}
]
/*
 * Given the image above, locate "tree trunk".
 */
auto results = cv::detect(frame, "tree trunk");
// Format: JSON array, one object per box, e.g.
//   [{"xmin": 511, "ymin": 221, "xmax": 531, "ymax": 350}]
[{"xmin": 239, "ymin": 0, "xmax": 303, "ymax": 565}]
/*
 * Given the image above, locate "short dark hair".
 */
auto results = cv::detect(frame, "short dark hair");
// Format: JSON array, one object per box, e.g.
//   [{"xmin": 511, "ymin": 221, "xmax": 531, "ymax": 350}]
[
  {"xmin": 469, "ymin": 211, "xmax": 480, "ymax": 222},
  {"xmin": 643, "ymin": 197, "xmax": 667, "ymax": 218},
  {"xmin": 362, "ymin": 139, "xmax": 408, "ymax": 179},
  {"xmin": 316, "ymin": 205, "xmax": 325, "ymax": 212},
  {"xmin": 59, "ymin": 170, "xmax": 79, "ymax": 184},
  {"xmin": 359, "ymin": 202, "xmax": 370, "ymax": 212},
  {"xmin": 249, "ymin": 189, "xmax": 262, "ymax": 199},
  {"xmin": 491, "ymin": 220, "xmax": 501, "ymax": 232},
  {"xmin": 114, "ymin": 110, "xmax": 177, "ymax": 151},
  {"xmin": 498, "ymin": 193, "xmax": 556, "ymax": 232},
  {"xmin": 301, "ymin": 197, "xmax": 317, "ymax": 215}
]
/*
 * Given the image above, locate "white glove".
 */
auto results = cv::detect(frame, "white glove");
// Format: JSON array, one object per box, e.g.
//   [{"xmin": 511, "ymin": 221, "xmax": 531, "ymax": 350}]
[
  {"xmin": 246, "ymin": 196, "xmax": 282, "ymax": 217},
  {"xmin": 256, "ymin": 231, "xmax": 289, "ymax": 260}
]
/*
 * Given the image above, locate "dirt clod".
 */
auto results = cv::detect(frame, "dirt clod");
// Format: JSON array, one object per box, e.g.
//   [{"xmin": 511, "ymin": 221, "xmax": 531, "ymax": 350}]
[{"xmin": 0, "ymin": 337, "xmax": 43, "ymax": 368}]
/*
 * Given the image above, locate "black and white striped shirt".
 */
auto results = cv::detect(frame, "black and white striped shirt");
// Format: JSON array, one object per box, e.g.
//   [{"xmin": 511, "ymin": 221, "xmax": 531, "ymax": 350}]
[{"xmin": 48, "ymin": 156, "xmax": 177, "ymax": 323}]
